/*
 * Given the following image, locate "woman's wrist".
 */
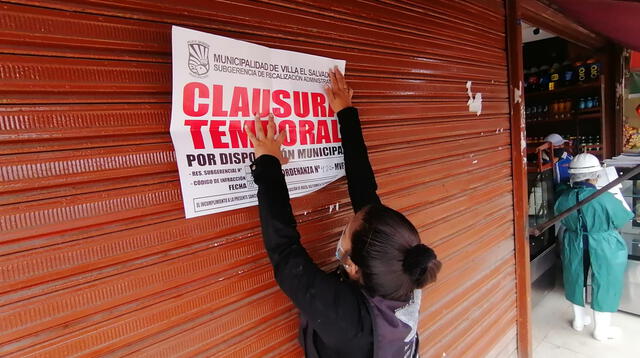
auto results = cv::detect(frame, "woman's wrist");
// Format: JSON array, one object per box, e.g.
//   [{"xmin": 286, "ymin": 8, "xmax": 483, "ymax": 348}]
[
  {"xmin": 337, "ymin": 106, "xmax": 356, "ymax": 115},
  {"xmin": 251, "ymin": 154, "xmax": 282, "ymax": 185},
  {"xmin": 336, "ymin": 107, "xmax": 359, "ymax": 128}
]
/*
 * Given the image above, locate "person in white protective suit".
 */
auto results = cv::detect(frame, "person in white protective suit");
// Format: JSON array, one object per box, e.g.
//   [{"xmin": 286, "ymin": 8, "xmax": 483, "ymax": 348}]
[{"xmin": 554, "ymin": 153, "xmax": 633, "ymax": 341}]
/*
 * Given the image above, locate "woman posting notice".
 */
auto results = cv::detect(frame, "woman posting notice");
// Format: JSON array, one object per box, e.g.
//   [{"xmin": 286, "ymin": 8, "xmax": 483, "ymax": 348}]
[{"xmin": 246, "ymin": 67, "xmax": 441, "ymax": 357}]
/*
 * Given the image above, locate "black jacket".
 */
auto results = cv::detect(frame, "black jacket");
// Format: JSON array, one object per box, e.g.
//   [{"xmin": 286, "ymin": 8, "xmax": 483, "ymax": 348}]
[{"xmin": 253, "ymin": 107, "xmax": 381, "ymax": 357}]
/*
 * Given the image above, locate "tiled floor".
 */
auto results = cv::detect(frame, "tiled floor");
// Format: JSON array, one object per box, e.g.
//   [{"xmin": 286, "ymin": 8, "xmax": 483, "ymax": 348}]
[{"xmin": 532, "ymin": 280, "xmax": 640, "ymax": 357}]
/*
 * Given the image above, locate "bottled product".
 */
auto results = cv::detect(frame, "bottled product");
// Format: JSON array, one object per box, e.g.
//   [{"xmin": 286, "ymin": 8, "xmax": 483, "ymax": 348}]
[
  {"xmin": 561, "ymin": 60, "xmax": 575, "ymax": 86},
  {"xmin": 538, "ymin": 65, "xmax": 550, "ymax": 90},
  {"xmin": 526, "ymin": 58, "xmax": 601, "ymax": 92},
  {"xmin": 555, "ymin": 99, "xmax": 571, "ymax": 119},
  {"xmin": 586, "ymin": 58, "xmax": 601, "ymax": 81},
  {"xmin": 527, "ymin": 67, "xmax": 539, "ymax": 92},
  {"xmin": 578, "ymin": 98, "xmax": 586, "ymax": 110},
  {"xmin": 551, "ymin": 100, "xmax": 559, "ymax": 116},
  {"xmin": 575, "ymin": 61, "xmax": 587, "ymax": 83},
  {"xmin": 586, "ymin": 97, "xmax": 594, "ymax": 109},
  {"xmin": 549, "ymin": 63, "xmax": 561, "ymax": 91}
]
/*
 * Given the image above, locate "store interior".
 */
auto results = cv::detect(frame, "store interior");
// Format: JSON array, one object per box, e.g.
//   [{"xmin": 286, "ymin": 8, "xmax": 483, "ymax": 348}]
[{"xmin": 523, "ymin": 22, "xmax": 640, "ymax": 357}]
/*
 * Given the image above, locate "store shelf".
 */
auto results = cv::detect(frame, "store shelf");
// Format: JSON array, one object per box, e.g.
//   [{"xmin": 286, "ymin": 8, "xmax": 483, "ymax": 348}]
[
  {"xmin": 526, "ymin": 109, "xmax": 601, "ymax": 125},
  {"xmin": 576, "ymin": 112, "xmax": 601, "ymax": 120},
  {"xmin": 524, "ymin": 74, "xmax": 606, "ymax": 158},
  {"xmin": 576, "ymin": 107, "xmax": 601, "ymax": 114},
  {"xmin": 524, "ymin": 81, "xmax": 601, "ymax": 100},
  {"xmin": 526, "ymin": 118, "xmax": 574, "ymax": 124}
]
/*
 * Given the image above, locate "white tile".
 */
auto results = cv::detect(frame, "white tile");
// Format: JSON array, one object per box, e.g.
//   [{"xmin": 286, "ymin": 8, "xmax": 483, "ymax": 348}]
[
  {"xmin": 534, "ymin": 341, "xmax": 586, "ymax": 358},
  {"xmin": 543, "ymin": 326, "xmax": 640, "ymax": 358},
  {"xmin": 532, "ymin": 282, "xmax": 640, "ymax": 358},
  {"xmin": 532, "ymin": 286, "xmax": 573, "ymax": 350}
]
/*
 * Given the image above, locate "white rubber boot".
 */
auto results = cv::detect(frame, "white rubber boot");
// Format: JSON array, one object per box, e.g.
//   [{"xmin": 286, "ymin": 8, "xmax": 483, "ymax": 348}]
[
  {"xmin": 593, "ymin": 311, "xmax": 622, "ymax": 341},
  {"xmin": 572, "ymin": 304, "xmax": 592, "ymax": 331}
]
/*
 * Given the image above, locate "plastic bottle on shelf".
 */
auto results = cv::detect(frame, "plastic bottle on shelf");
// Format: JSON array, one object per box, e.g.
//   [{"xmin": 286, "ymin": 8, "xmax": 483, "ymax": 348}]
[
  {"xmin": 593, "ymin": 96, "xmax": 599, "ymax": 108},
  {"xmin": 538, "ymin": 65, "xmax": 550, "ymax": 91},
  {"xmin": 578, "ymin": 98, "xmax": 586, "ymax": 110},
  {"xmin": 575, "ymin": 61, "xmax": 587, "ymax": 83},
  {"xmin": 566, "ymin": 135, "xmax": 574, "ymax": 148},
  {"xmin": 537, "ymin": 104, "xmax": 544, "ymax": 121},
  {"xmin": 586, "ymin": 97, "xmax": 594, "ymax": 109},
  {"xmin": 578, "ymin": 136, "xmax": 585, "ymax": 152},
  {"xmin": 549, "ymin": 63, "xmax": 561, "ymax": 91},
  {"xmin": 561, "ymin": 60, "xmax": 575, "ymax": 87},
  {"xmin": 565, "ymin": 98, "xmax": 572, "ymax": 114},
  {"xmin": 551, "ymin": 100, "xmax": 559, "ymax": 119},
  {"xmin": 528, "ymin": 67, "xmax": 539, "ymax": 92},
  {"xmin": 586, "ymin": 58, "xmax": 601, "ymax": 81},
  {"xmin": 559, "ymin": 101, "xmax": 565, "ymax": 119}
]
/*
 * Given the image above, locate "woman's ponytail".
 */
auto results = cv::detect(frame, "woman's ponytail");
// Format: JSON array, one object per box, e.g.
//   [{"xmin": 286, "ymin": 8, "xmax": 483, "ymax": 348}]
[{"xmin": 402, "ymin": 244, "xmax": 442, "ymax": 288}]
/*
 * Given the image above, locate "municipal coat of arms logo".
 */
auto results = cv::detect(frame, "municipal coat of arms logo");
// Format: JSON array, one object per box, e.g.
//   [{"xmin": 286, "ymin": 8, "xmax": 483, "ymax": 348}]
[{"xmin": 188, "ymin": 41, "xmax": 210, "ymax": 77}]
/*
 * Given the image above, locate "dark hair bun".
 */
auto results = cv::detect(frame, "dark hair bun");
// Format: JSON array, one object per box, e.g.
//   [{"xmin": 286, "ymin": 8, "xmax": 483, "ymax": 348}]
[{"xmin": 402, "ymin": 244, "xmax": 442, "ymax": 288}]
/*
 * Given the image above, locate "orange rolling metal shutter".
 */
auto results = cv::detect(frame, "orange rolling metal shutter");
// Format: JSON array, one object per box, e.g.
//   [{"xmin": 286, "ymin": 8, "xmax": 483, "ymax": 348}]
[{"xmin": 0, "ymin": 1, "xmax": 519, "ymax": 357}]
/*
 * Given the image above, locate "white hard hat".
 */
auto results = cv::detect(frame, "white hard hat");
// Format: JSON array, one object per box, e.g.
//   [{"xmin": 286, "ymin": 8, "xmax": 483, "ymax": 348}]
[
  {"xmin": 544, "ymin": 133, "xmax": 567, "ymax": 146},
  {"xmin": 568, "ymin": 153, "xmax": 602, "ymax": 174}
]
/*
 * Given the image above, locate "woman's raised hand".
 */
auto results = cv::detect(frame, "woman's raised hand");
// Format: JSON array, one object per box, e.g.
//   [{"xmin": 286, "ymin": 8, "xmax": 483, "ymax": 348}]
[
  {"xmin": 325, "ymin": 66, "xmax": 353, "ymax": 113},
  {"xmin": 246, "ymin": 113, "xmax": 290, "ymax": 165}
]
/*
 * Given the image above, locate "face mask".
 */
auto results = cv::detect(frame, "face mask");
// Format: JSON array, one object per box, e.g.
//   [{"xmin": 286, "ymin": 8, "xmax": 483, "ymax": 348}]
[{"xmin": 336, "ymin": 223, "xmax": 351, "ymax": 267}]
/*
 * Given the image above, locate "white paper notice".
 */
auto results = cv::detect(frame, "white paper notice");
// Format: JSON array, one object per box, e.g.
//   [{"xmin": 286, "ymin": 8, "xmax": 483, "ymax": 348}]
[{"xmin": 170, "ymin": 26, "xmax": 347, "ymax": 218}]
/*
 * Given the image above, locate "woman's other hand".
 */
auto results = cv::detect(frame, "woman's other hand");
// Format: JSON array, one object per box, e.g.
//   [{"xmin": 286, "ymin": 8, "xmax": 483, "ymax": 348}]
[
  {"xmin": 246, "ymin": 113, "xmax": 290, "ymax": 165},
  {"xmin": 325, "ymin": 66, "xmax": 353, "ymax": 113}
]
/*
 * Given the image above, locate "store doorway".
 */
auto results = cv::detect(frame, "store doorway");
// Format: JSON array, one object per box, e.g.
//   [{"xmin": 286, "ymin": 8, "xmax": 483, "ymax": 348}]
[{"xmin": 521, "ymin": 22, "xmax": 606, "ymax": 308}]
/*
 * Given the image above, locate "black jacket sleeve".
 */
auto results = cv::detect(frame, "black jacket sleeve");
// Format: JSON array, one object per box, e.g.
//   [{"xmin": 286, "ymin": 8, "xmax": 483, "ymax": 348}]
[
  {"xmin": 252, "ymin": 155, "xmax": 370, "ymax": 347},
  {"xmin": 337, "ymin": 107, "xmax": 382, "ymax": 212}
]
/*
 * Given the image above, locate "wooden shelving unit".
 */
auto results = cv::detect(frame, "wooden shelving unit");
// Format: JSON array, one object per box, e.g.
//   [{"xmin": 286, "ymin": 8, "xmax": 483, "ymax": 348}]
[{"xmin": 525, "ymin": 76, "xmax": 605, "ymax": 159}]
